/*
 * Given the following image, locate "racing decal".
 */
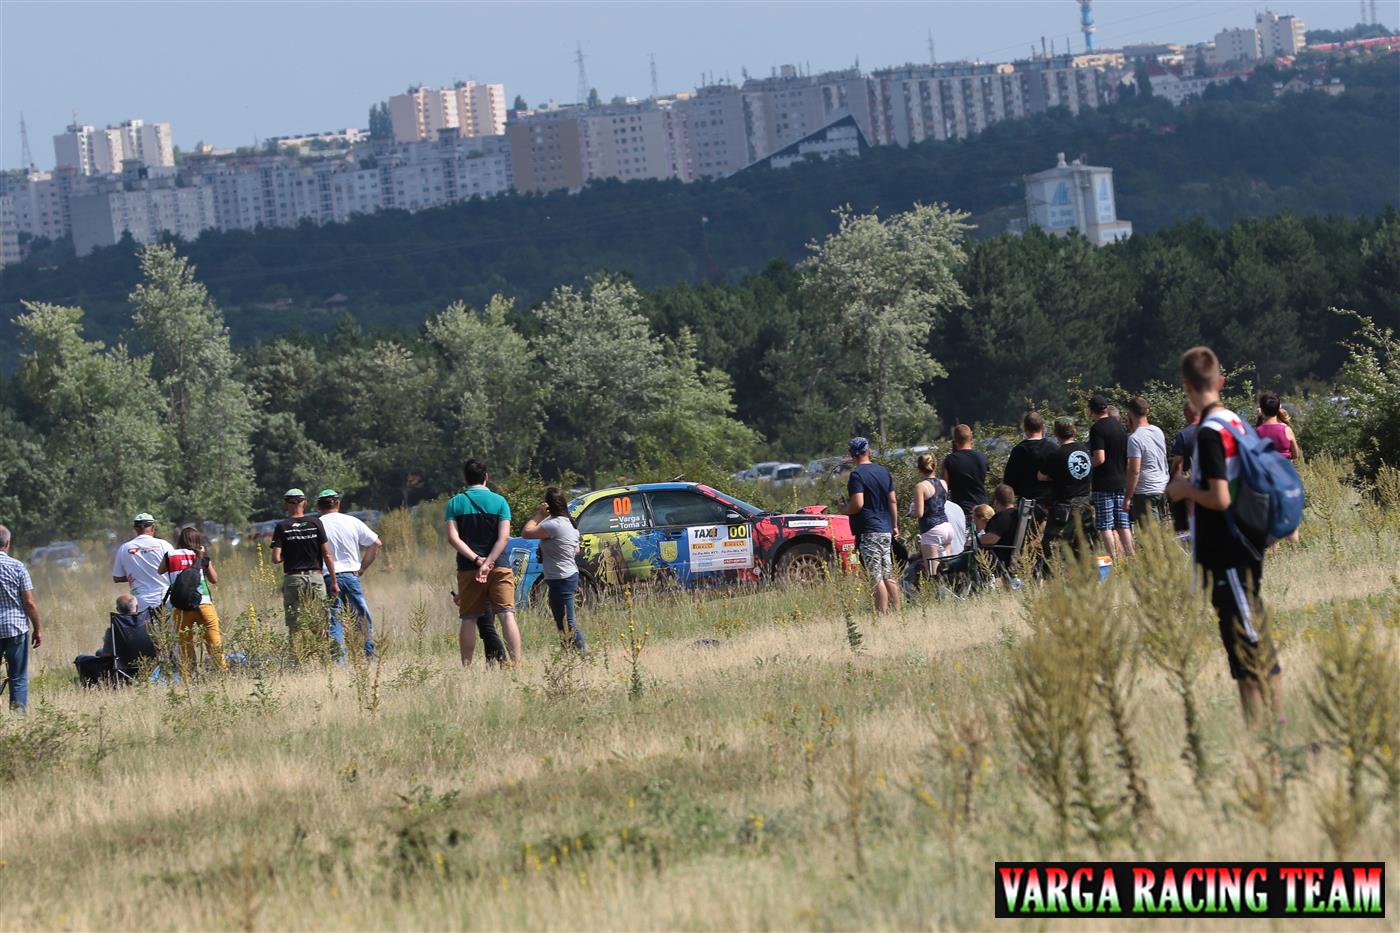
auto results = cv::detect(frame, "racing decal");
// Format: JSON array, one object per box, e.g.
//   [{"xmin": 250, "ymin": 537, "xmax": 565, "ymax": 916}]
[
  {"xmin": 607, "ymin": 494, "xmax": 646, "ymax": 531},
  {"xmin": 785, "ymin": 519, "xmax": 830, "ymax": 528},
  {"xmin": 688, "ymin": 524, "xmax": 754, "ymax": 573},
  {"xmin": 659, "ymin": 540, "xmax": 679, "ymax": 563}
]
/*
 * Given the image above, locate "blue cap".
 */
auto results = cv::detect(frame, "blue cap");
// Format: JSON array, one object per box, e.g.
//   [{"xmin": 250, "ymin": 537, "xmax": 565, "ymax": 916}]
[{"xmin": 849, "ymin": 436, "xmax": 870, "ymax": 457}]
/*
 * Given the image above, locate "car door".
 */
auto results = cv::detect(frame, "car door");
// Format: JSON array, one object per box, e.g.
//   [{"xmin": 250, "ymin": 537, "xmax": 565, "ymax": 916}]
[
  {"xmin": 574, "ymin": 490, "xmax": 656, "ymax": 585},
  {"xmin": 644, "ymin": 488, "xmax": 752, "ymax": 585}
]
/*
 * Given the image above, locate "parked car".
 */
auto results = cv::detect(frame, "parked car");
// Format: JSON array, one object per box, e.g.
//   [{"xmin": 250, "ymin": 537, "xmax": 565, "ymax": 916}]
[
  {"xmin": 732, "ymin": 461, "xmax": 782, "ymax": 482},
  {"xmin": 347, "ymin": 509, "xmax": 382, "ymax": 527},
  {"xmin": 765, "ymin": 463, "xmax": 806, "ymax": 485},
  {"xmin": 28, "ymin": 541, "xmax": 86, "ymax": 571},
  {"xmin": 505, "ymin": 481, "xmax": 899, "ymax": 609}
]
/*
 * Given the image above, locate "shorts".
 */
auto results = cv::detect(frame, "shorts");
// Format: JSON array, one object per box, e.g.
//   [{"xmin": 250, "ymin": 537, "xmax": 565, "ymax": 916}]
[
  {"xmin": 1130, "ymin": 493, "xmax": 1168, "ymax": 525},
  {"xmin": 857, "ymin": 533, "xmax": 895, "ymax": 582},
  {"xmin": 1207, "ymin": 564, "xmax": 1280, "ymax": 681},
  {"xmin": 457, "ymin": 566, "xmax": 515, "ymax": 618},
  {"xmin": 1092, "ymin": 491, "xmax": 1130, "ymax": 531},
  {"xmin": 918, "ymin": 523, "xmax": 955, "ymax": 553}
]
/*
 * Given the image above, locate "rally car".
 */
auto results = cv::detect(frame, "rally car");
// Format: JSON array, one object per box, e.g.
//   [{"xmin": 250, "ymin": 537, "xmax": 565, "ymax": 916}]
[{"xmin": 505, "ymin": 481, "xmax": 886, "ymax": 608}]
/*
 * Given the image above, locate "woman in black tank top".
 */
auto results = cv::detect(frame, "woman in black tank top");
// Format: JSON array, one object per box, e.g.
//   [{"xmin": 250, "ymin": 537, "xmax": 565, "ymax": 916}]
[{"xmin": 912, "ymin": 453, "xmax": 955, "ymax": 576}]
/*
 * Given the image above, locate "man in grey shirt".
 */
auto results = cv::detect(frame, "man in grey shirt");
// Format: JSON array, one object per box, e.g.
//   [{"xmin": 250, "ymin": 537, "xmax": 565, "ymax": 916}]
[{"xmin": 1125, "ymin": 396, "xmax": 1170, "ymax": 525}]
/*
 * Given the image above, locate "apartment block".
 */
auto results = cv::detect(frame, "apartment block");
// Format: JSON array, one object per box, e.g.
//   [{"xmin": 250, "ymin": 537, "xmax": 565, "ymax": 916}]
[
  {"xmin": 69, "ymin": 179, "xmax": 217, "ymax": 256},
  {"xmin": 676, "ymin": 84, "xmax": 752, "ymax": 178},
  {"xmin": 0, "ymin": 195, "xmax": 21, "ymax": 269},
  {"xmin": 53, "ymin": 120, "xmax": 174, "ymax": 175},
  {"xmin": 506, "ymin": 108, "xmax": 587, "ymax": 193},
  {"xmin": 1256, "ymin": 10, "xmax": 1307, "ymax": 58},
  {"xmin": 389, "ymin": 82, "xmax": 508, "ymax": 143},
  {"xmin": 739, "ymin": 67, "xmax": 875, "ymax": 159},
  {"xmin": 1209, "ymin": 27, "xmax": 1263, "ymax": 66}
]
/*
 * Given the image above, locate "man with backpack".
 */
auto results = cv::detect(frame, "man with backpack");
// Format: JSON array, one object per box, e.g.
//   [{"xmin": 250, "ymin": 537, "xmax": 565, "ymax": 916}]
[{"xmin": 1167, "ymin": 346, "xmax": 1289, "ymax": 726}]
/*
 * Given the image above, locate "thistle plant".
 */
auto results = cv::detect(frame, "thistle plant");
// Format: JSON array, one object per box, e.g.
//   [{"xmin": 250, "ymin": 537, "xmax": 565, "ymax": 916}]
[
  {"xmin": 1127, "ymin": 522, "xmax": 1214, "ymax": 799},
  {"xmin": 619, "ymin": 586, "xmax": 649, "ymax": 700},
  {"xmin": 1308, "ymin": 611, "xmax": 1400, "ymax": 809}
]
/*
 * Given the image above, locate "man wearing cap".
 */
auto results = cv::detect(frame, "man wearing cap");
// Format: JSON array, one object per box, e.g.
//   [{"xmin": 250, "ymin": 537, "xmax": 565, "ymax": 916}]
[
  {"xmin": 316, "ymin": 489, "xmax": 382, "ymax": 658},
  {"xmin": 1088, "ymin": 394, "xmax": 1134, "ymax": 559},
  {"xmin": 271, "ymin": 489, "xmax": 340, "ymax": 652},
  {"xmin": 112, "ymin": 513, "xmax": 175, "ymax": 611},
  {"xmin": 839, "ymin": 437, "xmax": 901, "ymax": 614}
]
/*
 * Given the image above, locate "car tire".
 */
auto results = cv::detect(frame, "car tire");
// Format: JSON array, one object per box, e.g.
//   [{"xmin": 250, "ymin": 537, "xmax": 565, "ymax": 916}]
[{"xmin": 775, "ymin": 541, "xmax": 832, "ymax": 583}]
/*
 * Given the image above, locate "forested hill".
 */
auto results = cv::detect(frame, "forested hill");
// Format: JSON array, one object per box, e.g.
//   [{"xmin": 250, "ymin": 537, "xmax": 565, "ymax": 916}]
[{"xmin": 1, "ymin": 57, "xmax": 1396, "ymax": 363}]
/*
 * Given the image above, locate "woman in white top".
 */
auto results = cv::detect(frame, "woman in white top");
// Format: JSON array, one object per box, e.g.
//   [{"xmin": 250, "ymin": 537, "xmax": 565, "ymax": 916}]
[{"xmin": 521, "ymin": 488, "xmax": 586, "ymax": 652}]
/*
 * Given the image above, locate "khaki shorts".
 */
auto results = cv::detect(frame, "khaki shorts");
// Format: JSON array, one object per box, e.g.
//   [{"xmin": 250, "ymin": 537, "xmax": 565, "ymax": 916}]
[{"xmin": 457, "ymin": 566, "xmax": 515, "ymax": 618}]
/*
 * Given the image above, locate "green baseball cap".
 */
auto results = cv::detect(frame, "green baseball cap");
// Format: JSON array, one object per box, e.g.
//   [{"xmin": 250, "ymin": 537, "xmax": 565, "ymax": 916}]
[
  {"xmin": 316, "ymin": 488, "xmax": 340, "ymax": 500},
  {"xmin": 283, "ymin": 488, "xmax": 306, "ymax": 500},
  {"xmin": 133, "ymin": 512, "xmax": 155, "ymax": 525}
]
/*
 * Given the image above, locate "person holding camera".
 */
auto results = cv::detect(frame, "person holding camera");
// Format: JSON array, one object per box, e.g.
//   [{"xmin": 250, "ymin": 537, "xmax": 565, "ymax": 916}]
[{"xmin": 521, "ymin": 487, "xmax": 586, "ymax": 653}]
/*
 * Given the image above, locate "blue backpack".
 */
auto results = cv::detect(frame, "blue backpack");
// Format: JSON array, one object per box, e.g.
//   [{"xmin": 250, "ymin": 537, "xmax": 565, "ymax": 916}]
[{"xmin": 1203, "ymin": 411, "xmax": 1305, "ymax": 554}]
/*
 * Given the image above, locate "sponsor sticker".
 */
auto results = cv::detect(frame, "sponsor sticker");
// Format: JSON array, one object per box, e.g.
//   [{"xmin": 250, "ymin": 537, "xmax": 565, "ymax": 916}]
[{"xmin": 688, "ymin": 524, "xmax": 753, "ymax": 573}]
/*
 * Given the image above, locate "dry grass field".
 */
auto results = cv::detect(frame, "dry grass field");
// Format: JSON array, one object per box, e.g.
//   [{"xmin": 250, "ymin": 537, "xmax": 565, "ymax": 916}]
[{"xmin": 2, "ymin": 458, "xmax": 1397, "ymax": 931}]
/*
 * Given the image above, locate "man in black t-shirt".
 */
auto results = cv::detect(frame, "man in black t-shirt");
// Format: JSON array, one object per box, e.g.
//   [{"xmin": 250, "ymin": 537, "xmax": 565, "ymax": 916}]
[
  {"xmin": 1088, "ymin": 394, "xmax": 1133, "ymax": 560},
  {"xmin": 1003, "ymin": 411, "xmax": 1057, "ymax": 514},
  {"xmin": 1167, "ymin": 346, "xmax": 1280, "ymax": 727},
  {"xmin": 271, "ymin": 488, "xmax": 339, "ymax": 645},
  {"xmin": 940, "ymin": 423, "xmax": 988, "ymax": 519},
  {"xmin": 1037, "ymin": 417, "xmax": 1094, "ymax": 548},
  {"xmin": 976, "ymin": 484, "xmax": 1021, "ymax": 572}
]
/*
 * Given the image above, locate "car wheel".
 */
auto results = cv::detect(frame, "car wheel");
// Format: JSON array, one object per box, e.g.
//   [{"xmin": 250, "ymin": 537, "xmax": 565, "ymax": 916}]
[{"xmin": 776, "ymin": 541, "xmax": 832, "ymax": 583}]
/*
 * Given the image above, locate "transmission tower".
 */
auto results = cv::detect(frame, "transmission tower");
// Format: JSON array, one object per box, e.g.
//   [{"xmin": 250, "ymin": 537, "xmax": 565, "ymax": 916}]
[
  {"xmin": 1360, "ymin": 0, "xmax": 1369, "ymax": 24},
  {"xmin": 19, "ymin": 112, "xmax": 34, "ymax": 171},
  {"xmin": 650, "ymin": 52, "xmax": 659, "ymax": 97},
  {"xmin": 575, "ymin": 42, "xmax": 590, "ymax": 106},
  {"xmin": 1370, "ymin": 0, "xmax": 1379, "ymax": 26},
  {"xmin": 927, "ymin": 29, "xmax": 937, "ymax": 65}
]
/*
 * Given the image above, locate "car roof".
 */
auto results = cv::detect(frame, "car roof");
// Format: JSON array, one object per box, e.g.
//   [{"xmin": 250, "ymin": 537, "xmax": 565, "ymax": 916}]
[{"xmin": 570, "ymin": 481, "xmax": 711, "ymax": 511}]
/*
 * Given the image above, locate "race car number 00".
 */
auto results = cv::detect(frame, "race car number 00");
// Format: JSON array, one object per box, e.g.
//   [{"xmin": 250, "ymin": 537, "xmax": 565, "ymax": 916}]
[{"xmin": 612, "ymin": 496, "xmax": 634, "ymax": 516}]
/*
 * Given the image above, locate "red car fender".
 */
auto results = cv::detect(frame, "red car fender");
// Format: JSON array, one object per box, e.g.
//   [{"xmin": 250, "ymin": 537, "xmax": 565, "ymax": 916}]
[{"xmin": 752, "ymin": 507, "xmax": 861, "ymax": 574}]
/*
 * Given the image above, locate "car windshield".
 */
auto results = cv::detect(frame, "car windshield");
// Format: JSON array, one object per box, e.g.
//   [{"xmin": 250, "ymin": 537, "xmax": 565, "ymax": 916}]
[{"xmin": 697, "ymin": 485, "xmax": 764, "ymax": 517}]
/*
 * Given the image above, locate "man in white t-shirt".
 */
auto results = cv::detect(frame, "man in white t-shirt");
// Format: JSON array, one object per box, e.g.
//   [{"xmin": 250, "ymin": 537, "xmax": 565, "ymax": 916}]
[
  {"xmin": 111, "ymin": 513, "xmax": 175, "ymax": 611},
  {"xmin": 316, "ymin": 489, "xmax": 383, "ymax": 657}
]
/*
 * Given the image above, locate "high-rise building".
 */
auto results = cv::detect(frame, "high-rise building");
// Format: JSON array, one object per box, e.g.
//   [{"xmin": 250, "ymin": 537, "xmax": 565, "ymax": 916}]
[
  {"xmin": 68, "ymin": 178, "xmax": 217, "ymax": 256},
  {"xmin": 675, "ymin": 84, "xmax": 752, "ymax": 178},
  {"xmin": 738, "ymin": 67, "xmax": 875, "ymax": 159},
  {"xmin": 506, "ymin": 107, "xmax": 587, "ymax": 193},
  {"xmin": 388, "ymin": 82, "xmax": 508, "ymax": 143},
  {"xmin": 0, "ymin": 195, "xmax": 21, "ymax": 269},
  {"xmin": 1209, "ymin": 27, "xmax": 1263, "ymax": 66},
  {"xmin": 1022, "ymin": 152, "xmax": 1131, "ymax": 246},
  {"xmin": 52, "ymin": 120, "xmax": 174, "ymax": 175},
  {"xmin": 1256, "ymin": 10, "xmax": 1307, "ymax": 57}
]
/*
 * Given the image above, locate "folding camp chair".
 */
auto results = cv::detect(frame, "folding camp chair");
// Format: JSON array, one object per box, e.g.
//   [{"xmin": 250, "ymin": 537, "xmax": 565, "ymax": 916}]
[{"xmin": 75, "ymin": 610, "xmax": 158, "ymax": 687}]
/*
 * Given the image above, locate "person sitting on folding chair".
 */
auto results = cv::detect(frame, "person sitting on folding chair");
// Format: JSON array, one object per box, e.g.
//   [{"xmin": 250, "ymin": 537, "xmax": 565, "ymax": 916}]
[
  {"xmin": 75, "ymin": 595, "xmax": 158, "ymax": 687},
  {"xmin": 975, "ymin": 485, "xmax": 1023, "ymax": 576}
]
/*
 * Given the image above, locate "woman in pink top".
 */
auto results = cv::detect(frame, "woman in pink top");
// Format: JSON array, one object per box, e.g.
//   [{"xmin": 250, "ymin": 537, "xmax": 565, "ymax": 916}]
[{"xmin": 1255, "ymin": 390, "xmax": 1300, "ymax": 460}]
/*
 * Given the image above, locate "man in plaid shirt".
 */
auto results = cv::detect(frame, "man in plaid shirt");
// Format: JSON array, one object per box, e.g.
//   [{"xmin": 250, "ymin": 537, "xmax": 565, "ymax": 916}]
[{"xmin": 0, "ymin": 525, "xmax": 42, "ymax": 712}]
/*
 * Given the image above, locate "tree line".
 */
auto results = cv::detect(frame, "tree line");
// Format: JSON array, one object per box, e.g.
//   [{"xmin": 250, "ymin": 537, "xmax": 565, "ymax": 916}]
[
  {"xmin": 2, "ymin": 57, "xmax": 1395, "ymax": 366},
  {"xmin": 2, "ymin": 202, "xmax": 1397, "ymax": 540}
]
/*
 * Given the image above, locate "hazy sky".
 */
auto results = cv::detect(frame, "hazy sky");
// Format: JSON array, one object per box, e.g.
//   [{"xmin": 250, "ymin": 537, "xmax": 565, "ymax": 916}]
[{"xmin": 1, "ymin": 1, "xmax": 1377, "ymax": 170}]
